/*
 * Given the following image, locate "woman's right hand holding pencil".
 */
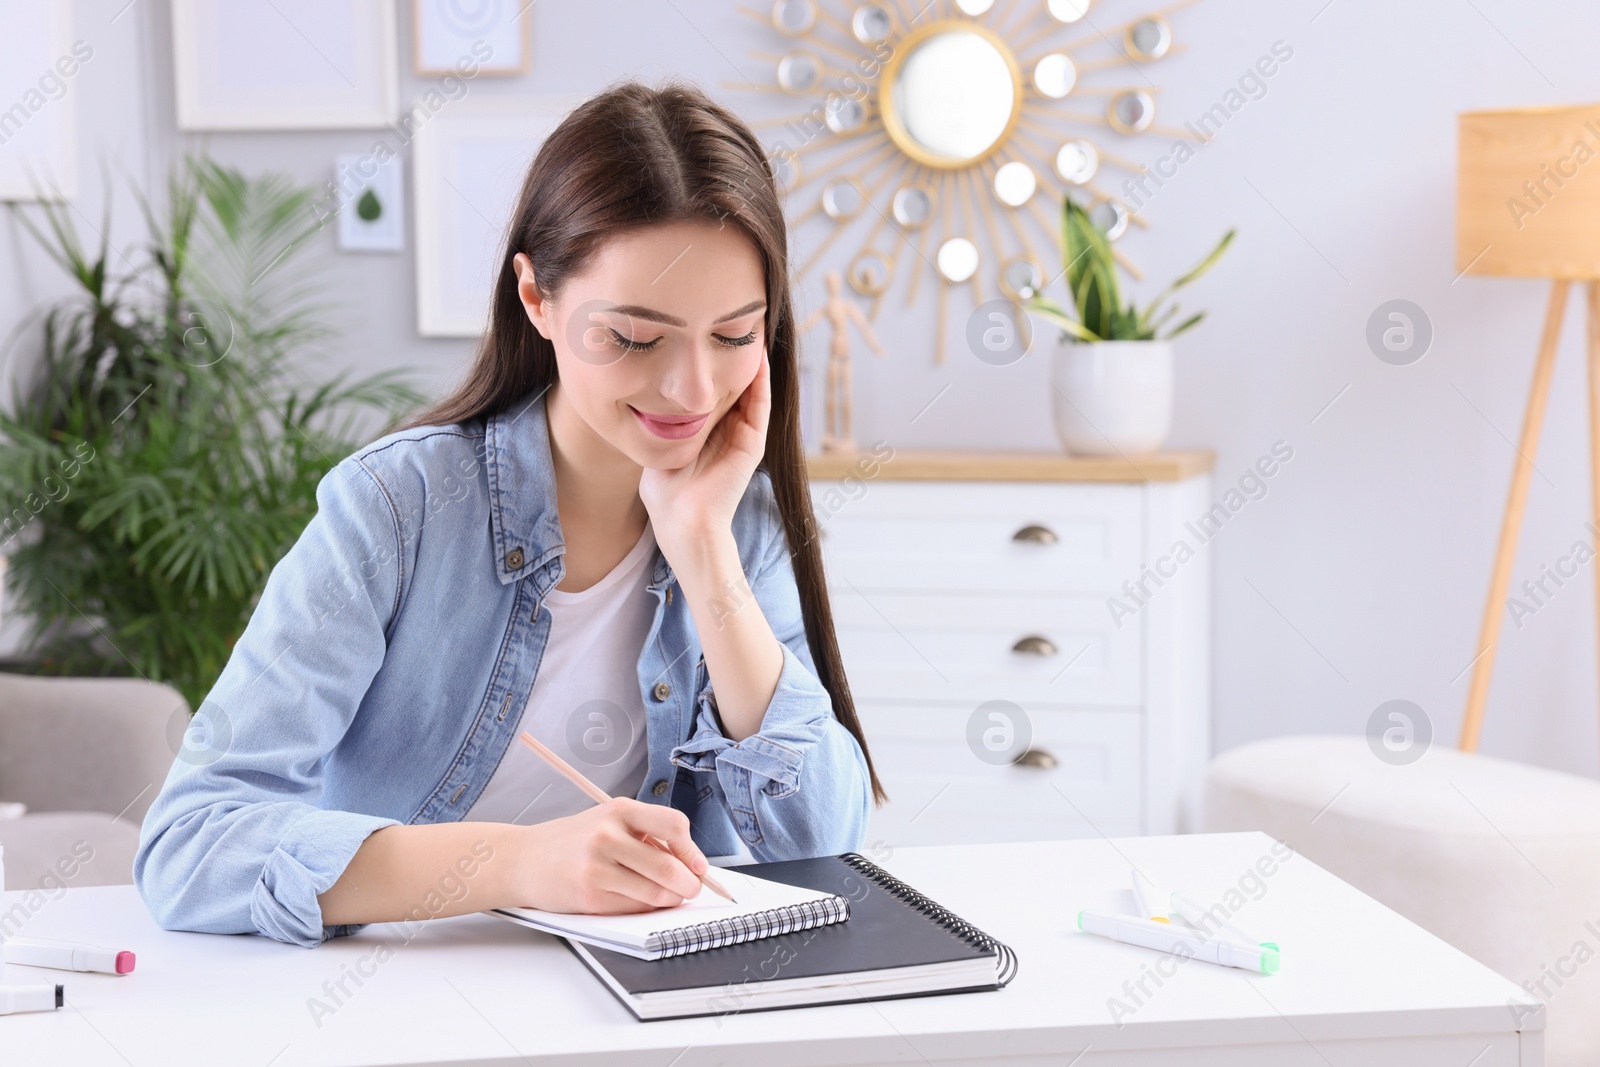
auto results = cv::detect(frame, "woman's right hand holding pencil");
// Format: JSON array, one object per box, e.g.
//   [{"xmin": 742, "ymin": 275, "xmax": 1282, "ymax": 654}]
[{"xmin": 514, "ymin": 797, "xmax": 711, "ymax": 914}]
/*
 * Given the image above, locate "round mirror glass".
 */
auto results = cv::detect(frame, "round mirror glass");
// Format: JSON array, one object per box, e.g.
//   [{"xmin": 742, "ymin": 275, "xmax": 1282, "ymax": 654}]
[
  {"xmin": 825, "ymin": 94, "xmax": 868, "ymax": 134},
  {"xmin": 892, "ymin": 185, "xmax": 934, "ymax": 228},
  {"xmin": 771, "ymin": 0, "xmax": 817, "ymax": 35},
  {"xmin": 1089, "ymin": 198, "xmax": 1130, "ymax": 241},
  {"xmin": 1127, "ymin": 17, "xmax": 1172, "ymax": 60},
  {"xmin": 848, "ymin": 249, "xmax": 893, "ymax": 295},
  {"xmin": 993, "ymin": 161, "xmax": 1036, "ymax": 207},
  {"xmin": 822, "ymin": 178, "xmax": 865, "ymax": 220},
  {"xmin": 1048, "ymin": 0, "xmax": 1090, "ymax": 23},
  {"xmin": 1033, "ymin": 53, "xmax": 1076, "ymax": 99},
  {"xmin": 777, "ymin": 51, "xmax": 821, "ymax": 93},
  {"xmin": 887, "ymin": 28, "xmax": 1018, "ymax": 166},
  {"xmin": 1000, "ymin": 256, "xmax": 1044, "ymax": 299},
  {"xmin": 937, "ymin": 237, "xmax": 980, "ymax": 282},
  {"xmin": 1055, "ymin": 140, "xmax": 1099, "ymax": 184},
  {"xmin": 852, "ymin": 4, "xmax": 893, "ymax": 44},
  {"xmin": 955, "ymin": 0, "xmax": 995, "ymax": 12},
  {"xmin": 1107, "ymin": 90, "xmax": 1155, "ymax": 134}
]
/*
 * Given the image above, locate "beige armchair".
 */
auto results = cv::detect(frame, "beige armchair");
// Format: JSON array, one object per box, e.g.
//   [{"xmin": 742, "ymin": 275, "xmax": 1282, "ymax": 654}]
[{"xmin": 0, "ymin": 672, "xmax": 184, "ymax": 892}]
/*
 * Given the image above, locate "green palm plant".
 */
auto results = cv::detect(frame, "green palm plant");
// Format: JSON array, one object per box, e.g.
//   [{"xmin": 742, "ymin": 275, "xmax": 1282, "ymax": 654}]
[
  {"xmin": 0, "ymin": 158, "xmax": 424, "ymax": 711},
  {"xmin": 1025, "ymin": 196, "xmax": 1234, "ymax": 343}
]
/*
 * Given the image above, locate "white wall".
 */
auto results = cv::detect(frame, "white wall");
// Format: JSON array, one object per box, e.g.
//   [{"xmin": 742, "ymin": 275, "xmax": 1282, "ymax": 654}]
[{"xmin": 3, "ymin": 0, "xmax": 1599, "ymax": 779}]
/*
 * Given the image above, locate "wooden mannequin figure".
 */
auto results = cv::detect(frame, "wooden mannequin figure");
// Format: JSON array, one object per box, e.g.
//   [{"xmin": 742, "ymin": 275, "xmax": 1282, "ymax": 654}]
[{"xmin": 799, "ymin": 269, "xmax": 886, "ymax": 454}]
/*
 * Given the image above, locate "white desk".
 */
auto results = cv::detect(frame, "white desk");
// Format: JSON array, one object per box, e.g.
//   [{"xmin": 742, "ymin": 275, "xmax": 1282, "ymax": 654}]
[{"xmin": 2, "ymin": 832, "xmax": 1542, "ymax": 1066}]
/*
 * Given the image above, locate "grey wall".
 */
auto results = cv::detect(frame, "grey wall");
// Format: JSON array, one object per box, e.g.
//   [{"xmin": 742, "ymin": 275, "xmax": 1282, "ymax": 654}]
[{"xmin": 4, "ymin": 0, "xmax": 1600, "ymax": 779}]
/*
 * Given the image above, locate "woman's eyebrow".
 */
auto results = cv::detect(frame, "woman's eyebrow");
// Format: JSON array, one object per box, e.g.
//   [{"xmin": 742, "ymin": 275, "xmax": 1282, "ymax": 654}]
[
  {"xmin": 603, "ymin": 300, "xmax": 766, "ymax": 327},
  {"xmin": 712, "ymin": 299, "xmax": 767, "ymax": 324}
]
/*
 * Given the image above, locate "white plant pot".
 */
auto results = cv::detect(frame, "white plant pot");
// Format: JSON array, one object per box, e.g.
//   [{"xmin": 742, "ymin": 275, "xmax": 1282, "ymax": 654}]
[{"xmin": 1049, "ymin": 339, "xmax": 1174, "ymax": 455}]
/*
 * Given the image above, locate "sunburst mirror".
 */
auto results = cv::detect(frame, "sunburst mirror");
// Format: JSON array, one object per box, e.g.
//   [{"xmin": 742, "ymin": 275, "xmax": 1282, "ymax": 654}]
[{"xmin": 737, "ymin": 0, "xmax": 1195, "ymax": 363}]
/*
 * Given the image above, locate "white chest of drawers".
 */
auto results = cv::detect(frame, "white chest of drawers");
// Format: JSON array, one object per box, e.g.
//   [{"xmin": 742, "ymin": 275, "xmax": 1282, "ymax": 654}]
[{"xmin": 805, "ymin": 449, "xmax": 1213, "ymax": 849}]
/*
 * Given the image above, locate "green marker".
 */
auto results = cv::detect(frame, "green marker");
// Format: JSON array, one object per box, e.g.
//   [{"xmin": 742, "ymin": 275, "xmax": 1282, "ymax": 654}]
[{"xmin": 1079, "ymin": 910, "xmax": 1279, "ymax": 974}]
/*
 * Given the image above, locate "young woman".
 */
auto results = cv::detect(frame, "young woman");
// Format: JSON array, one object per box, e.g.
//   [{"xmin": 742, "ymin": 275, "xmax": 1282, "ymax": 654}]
[{"xmin": 133, "ymin": 81, "xmax": 883, "ymax": 949}]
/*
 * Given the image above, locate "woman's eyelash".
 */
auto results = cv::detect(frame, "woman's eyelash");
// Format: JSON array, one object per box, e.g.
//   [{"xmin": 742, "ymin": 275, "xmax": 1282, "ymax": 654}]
[
  {"xmin": 608, "ymin": 328, "xmax": 759, "ymax": 351},
  {"xmin": 609, "ymin": 330, "xmax": 660, "ymax": 352},
  {"xmin": 715, "ymin": 329, "xmax": 760, "ymax": 348}
]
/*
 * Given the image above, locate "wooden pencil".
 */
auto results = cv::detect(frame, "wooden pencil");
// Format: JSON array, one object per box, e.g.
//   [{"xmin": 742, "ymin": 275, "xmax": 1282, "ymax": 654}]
[{"xmin": 517, "ymin": 731, "xmax": 736, "ymax": 903}]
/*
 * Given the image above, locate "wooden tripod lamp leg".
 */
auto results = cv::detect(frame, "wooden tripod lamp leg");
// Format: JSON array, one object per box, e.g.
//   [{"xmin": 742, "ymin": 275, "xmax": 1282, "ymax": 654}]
[
  {"xmin": 1589, "ymin": 282, "xmax": 1600, "ymax": 760},
  {"xmin": 1460, "ymin": 279, "xmax": 1571, "ymax": 752}
]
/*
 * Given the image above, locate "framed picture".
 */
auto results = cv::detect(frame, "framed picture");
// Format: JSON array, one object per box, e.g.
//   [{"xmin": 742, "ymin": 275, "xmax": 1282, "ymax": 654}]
[
  {"xmin": 334, "ymin": 152, "xmax": 404, "ymax": 253},
  {"xmin": 0, "ymin": 1, "xmax": 78, "ymax": 200},
  {"xmin": 413, "ymin": 96, "xmax": 578, "ymax": 337},
  {"xmin": 171, "ymin": 0, "xmax": 398, "ymax": 130},
  {"xmin": 413, "ymin": 0, "xmax": 531, "ymax": 75}
]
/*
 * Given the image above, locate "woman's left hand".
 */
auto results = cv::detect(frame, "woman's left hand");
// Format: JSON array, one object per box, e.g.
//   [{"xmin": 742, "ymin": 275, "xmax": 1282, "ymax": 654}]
[{"xmin": 639, "ymin": 346, "xmax": 771, "ymax": 555}]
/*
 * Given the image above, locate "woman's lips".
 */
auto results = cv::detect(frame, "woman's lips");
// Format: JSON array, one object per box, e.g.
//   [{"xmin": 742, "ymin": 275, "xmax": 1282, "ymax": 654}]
[{"xmin": 630, "ymin": 405, "xmax": 709, "ymax": 440}]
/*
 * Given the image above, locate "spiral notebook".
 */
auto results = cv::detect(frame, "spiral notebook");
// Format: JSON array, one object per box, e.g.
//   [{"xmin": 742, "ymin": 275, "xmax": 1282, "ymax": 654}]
[
  {"xmin": 489, "ymin": 866, "xmax": 850, "ymax": 961},
  {"xmin": 561, "ymin": 852, "xmax": 1019, "ymax": 1021}
]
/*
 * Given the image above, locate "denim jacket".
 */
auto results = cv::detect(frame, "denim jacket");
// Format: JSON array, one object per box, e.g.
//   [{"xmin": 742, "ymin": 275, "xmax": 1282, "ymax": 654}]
[{"xmin": 133, "ymin": 389, "xmax": 872, "ymax": 948}]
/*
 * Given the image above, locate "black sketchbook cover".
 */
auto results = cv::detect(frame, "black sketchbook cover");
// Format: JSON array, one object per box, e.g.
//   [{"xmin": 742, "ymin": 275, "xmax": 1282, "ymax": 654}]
[{"xmin": 565, "ymin": 852, "xmax": 1019, "ymax": 1020}]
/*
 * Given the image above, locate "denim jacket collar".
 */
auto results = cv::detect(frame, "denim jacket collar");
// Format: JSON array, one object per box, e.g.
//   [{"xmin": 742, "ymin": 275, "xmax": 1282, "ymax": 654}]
[{"xmin": 484, "ymin": 387, "xmax": 677, "ymax": 594}]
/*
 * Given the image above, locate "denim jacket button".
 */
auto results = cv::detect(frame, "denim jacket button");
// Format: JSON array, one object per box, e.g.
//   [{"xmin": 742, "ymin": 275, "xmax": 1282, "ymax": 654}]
[
  {"xmin": 505, "ymin": 547, "xmax": 524, "ymax": 569},
  {"xmin": 652, "ymin": 681, "xmax": 671, "ymax": 701},
  {"xmin": 652, "ymin": 779, "xmax": 670, "ymax": 796}
]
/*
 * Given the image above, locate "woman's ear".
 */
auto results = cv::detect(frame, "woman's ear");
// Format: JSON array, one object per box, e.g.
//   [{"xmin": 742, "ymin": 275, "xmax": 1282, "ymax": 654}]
[{"xmin": 513, "ymin": 253, "xmax": 552, "ymax": 340}]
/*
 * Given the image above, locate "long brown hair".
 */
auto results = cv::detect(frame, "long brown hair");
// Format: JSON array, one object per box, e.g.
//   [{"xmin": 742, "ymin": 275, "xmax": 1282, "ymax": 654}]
[{"xmin": 399, "ymin": 80, "xmax": 885, "ymax": 805}]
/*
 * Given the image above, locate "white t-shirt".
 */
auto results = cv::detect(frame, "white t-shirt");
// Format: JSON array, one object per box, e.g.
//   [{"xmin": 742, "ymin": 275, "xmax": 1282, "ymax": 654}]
[{"xmin": 465, "ymin": 520, "xmax": 657, "ymax": 825}]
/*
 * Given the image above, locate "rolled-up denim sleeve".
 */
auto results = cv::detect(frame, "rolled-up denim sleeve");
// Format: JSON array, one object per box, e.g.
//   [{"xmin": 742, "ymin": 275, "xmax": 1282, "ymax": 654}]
[
  {"xmin": 133, "ymin": 456, "xmax": 405, "ymax": 948},
  {"xmin": 669, "ymin": 474, "xmax": 871, "ymax": 859}
]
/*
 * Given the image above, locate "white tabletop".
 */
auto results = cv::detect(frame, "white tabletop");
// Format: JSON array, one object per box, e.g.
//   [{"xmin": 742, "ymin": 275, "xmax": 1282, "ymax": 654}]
[{"xmin": 1, "ymin": 832, "xmax": 1542, "ymax": 1066}]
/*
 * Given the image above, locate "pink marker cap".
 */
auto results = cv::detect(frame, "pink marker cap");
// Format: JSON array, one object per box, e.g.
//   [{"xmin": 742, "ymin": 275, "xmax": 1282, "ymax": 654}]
[{"xmin": 115, "ymin": 951, "xmax": 136, "ymax": 975}]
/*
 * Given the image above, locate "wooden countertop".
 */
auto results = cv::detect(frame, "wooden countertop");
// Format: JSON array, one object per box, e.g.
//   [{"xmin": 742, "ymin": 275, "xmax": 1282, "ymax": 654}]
[{"xmin": 804, "ymin": 448, "xmax": 1214, "ymax": 483}]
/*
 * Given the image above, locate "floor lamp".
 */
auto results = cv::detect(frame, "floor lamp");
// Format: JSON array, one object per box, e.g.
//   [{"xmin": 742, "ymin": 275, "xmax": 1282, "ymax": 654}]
[{"xmin": 1456, "ymin": 104, "xmax": 1600, "ymax": 752}]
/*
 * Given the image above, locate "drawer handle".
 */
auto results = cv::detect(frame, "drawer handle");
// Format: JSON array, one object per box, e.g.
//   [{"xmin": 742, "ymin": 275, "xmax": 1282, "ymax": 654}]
[
  {"xmin": 1012, "ymin": 635, "xmax": 1058, "ymax": 656},
  {"xmin": 1011, "ymin": 524, "xmax": 1058, "ymax": 545},
  {"xmin": 1012, "ymin": 747, "xmax": 1058, "ymax": 770}
]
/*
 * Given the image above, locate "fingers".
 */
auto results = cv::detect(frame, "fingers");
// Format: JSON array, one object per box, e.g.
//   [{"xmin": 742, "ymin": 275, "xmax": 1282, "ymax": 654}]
[
  {"xmin": 742, "ymin": 346, "xmax": 771, "ymax": 415},
  {"xmin": 644, "ymin": 830, "xmax": 711, "ymax": 887},
  {"xmin": 744, "ymin": 347, "xmax": 772, "ymax": 438},
  {"xmin": 599, "ymin": 860, "xmax": 690, "ymax": 911},
  {"xmin": 582, "ymin": 889, "xmax": 657, "ymax": 915},
  {"xmin": 610, "ymin": 798, "xmax": 707, "ymax": 893},
  {"xmin": 611, "ymin": 834, "xmax": 703, "ymax": 902},
  {"xmin": 614, "ymin": 798, "xmax": 704, "ymax": 869},
  {"xmin": 715, "ymin": 352, "xmax": 769, "ymax": 460}
]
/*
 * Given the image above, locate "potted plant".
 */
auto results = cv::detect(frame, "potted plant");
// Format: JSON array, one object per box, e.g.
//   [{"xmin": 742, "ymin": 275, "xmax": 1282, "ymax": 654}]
[
  {"xmin": 0, "ymin": 158, "xmax": 422, "ymax": 710},
  {"xmin": 1025, "ymin": 197, "xmax": 1233, "ymax": 455}
]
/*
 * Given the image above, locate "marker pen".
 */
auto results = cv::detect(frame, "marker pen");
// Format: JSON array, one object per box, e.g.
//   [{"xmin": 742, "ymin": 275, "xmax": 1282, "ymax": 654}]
[
  {"xmin": 0, "ymin": 983, "xmax": 64, "ymax": 1014},
  {"xmin": 1170, "ymin": 890, "xmax": 1280, "ymax": 952},
  {"xmin": 1131, "ymin": 867, "xmax": 1170, "ymax": 923},
  {"xmin": 1078, "ymin": 910, "xmax": 1280, "ymax": 974},
  {"xmin": 0, "ymin": 847, "xmax": 70, "ymax": 1012},
  {"xmin": 7, "ymin": 938, "xmax": 135, "ymax": 976}
]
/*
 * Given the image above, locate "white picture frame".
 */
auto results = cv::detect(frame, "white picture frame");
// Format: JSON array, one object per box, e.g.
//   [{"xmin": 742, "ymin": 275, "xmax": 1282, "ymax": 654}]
[
  {"xmin": 171, "ymin": 0, "xmax": 398, "ymax": 130},
  {"xmin": 412, "ymin": 96, "xmax": 578, "ymax": 337},
  {"xmin": 334, "ymin": 152, "xmax": 404, "ymax": 253},
  {"xmin": 0, "ymin": 1, "xmax": 78, "ymax": 201},
  {"xmin": 413, "ymin": 0, "xmax": 532, "ymax": 75}
]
